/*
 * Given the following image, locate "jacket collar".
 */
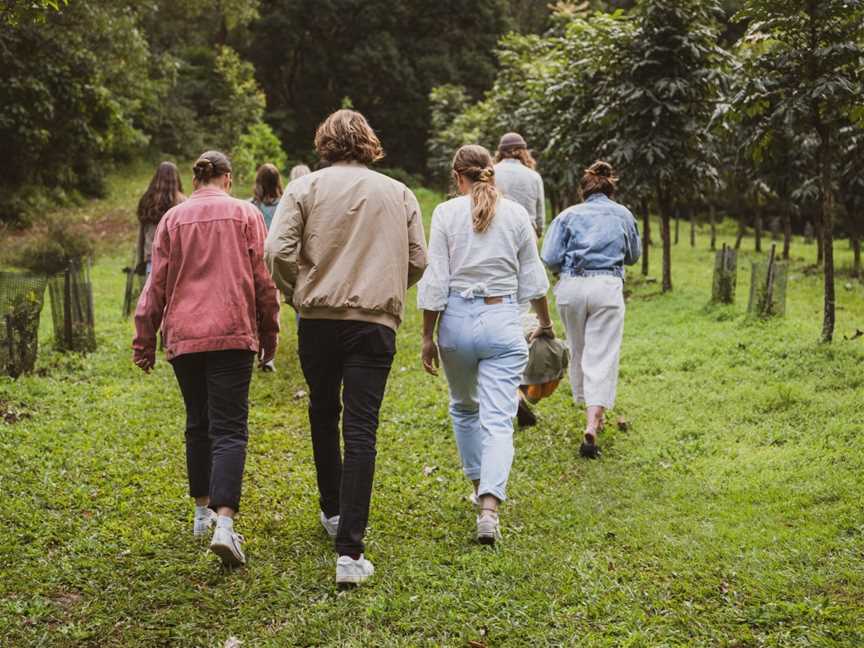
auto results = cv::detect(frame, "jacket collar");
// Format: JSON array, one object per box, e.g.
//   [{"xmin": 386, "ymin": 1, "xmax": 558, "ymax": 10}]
[
  {"xmin": 585, "ymin": 193, "xmax": 611, "ymax": 204},
  {"xmin": 191, "ymin": 186, "xmax": 229, "ymax": 199}
]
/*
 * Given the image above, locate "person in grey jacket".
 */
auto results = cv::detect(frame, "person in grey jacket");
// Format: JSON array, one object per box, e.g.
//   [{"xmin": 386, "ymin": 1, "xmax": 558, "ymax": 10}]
[
  {"xmin": 494, "ymin": 132, "xmax": 546, "ymax": 237},
  {"xmin": 541, "ymin": 161, "xmax": 641, "ymax": 459}
]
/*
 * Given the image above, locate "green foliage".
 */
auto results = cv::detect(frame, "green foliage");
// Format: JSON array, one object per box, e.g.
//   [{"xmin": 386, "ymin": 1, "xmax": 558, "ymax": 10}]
[
  {"xmin": 426, "ymin": 85, "xmax": 496, "ymax": 187},
  {"xmin": 0, "ymin": 2, "xmax": 155, "ymax": 219},
  {"xmin": 14, "ymin": 221, "xmax": 95, "ymax": 276},
  {"xmin": 231, "ymin": 122, "xmax": 288, "ymax": 185},
  {"xmin": 246, "ymin": 0, "xmax": 513, "ymax": 173},
  {"xmin": 210, "ymin": 46, "xmax": 266, "ymax": 152},
  {"xmin": 1, "ymin": 0, "xmax": 68, "ymax": 25}
]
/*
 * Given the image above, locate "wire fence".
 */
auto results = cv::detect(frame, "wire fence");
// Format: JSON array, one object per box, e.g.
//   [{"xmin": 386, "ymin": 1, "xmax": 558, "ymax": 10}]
[
  {"xmin": 48, "ymin": 258, "xmax": 96, "ymax": 352},
  {"xmin": 0, "ymin": 272, "xmax": 48, "ymax": 377}
]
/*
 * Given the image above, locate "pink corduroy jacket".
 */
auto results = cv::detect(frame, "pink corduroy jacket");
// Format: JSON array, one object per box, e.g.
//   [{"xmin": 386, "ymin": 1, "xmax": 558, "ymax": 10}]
[{"xmin": 133, "ymin": 186, "xmax": 280, "ymax": 363}]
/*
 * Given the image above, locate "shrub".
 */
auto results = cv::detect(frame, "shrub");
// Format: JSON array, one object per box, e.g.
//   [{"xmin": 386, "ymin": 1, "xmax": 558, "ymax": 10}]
[
  {"xmin": 232, "ymin": 122, "xmax": 288, "ymax": 185},
  {"xmin": 14, "ymin": 220, "xmax": 94, "ymax": 276}
]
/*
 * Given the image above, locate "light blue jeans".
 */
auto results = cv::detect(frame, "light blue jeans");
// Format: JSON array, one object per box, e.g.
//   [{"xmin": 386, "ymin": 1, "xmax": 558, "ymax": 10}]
[{"xmin": 438, "ymin": 294, "xmax": 529, "ymax": 501}]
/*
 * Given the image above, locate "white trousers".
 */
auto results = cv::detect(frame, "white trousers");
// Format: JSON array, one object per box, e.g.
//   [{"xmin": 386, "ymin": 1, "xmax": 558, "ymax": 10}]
[{"xmin": 555, "ymin": 275, "xmax": 625, "ymax": 409}]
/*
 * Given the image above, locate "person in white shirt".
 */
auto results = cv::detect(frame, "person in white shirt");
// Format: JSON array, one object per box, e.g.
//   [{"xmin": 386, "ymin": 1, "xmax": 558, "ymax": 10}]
[
  {"xmin": 418, "ymin": 144, "xmax": 553, "ymax": 546},
  {"xmin": 494, "ymin": 132, "xmax": 546, "ymax": 237}
]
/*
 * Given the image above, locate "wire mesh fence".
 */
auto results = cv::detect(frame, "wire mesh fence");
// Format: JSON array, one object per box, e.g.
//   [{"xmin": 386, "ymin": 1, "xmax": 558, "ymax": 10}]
[
  {"xmin": 747, "ymin": 245, "xmax": 788, "ymax": 318},
  {"xmin": 711, "ymin": 243, "xmax": 738, "ymax": 304},
  {"xmin": 0, "ymin": 272, "xmax": 48, "ymax": 377},
  {"xmin": 48, "ymin": 258, "xmax": 96, "ymax": 352}
]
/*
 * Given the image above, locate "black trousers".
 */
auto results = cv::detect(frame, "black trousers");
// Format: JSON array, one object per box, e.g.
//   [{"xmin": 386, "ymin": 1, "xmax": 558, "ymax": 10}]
[
  {"xmin": 171, "ymin": 350, "xmax": 255, "ymax": 513},
  {"xmin": 298, "ymin": 319, "xmax": 396, "ymax": 556}
]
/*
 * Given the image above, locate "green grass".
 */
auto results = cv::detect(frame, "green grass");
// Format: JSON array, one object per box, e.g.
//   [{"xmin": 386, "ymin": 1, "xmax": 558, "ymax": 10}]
[{"xmin": 2, "ymin": 166, "xmax": 864, "ymax": 646}]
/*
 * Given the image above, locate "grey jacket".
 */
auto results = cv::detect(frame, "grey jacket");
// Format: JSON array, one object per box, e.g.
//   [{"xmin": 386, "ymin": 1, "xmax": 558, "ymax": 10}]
[{"xmin": 494, "ymin": 159, "xmax": 546, "ymax": 235}]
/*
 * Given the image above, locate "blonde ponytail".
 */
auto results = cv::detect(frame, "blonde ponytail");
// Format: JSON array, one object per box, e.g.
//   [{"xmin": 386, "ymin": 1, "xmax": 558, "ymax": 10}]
[{"xmin": 452, "ymin": 145, "xmax": 500, "ymax": 233}]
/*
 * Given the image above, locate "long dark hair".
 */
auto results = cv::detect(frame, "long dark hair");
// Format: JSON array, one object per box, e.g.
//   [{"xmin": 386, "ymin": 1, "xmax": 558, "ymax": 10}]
[
  {"xmin": 253, "ymin": 163, "xmax": 283, "ymax": 204},
  {"xmin": 137, "ymin": 162, "xmax": 184, "ymax": 225}
]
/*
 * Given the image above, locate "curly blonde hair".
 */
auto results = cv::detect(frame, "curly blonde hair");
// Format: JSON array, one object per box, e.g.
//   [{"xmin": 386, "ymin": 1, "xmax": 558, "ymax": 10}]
[{"xmin": 314, "ymin": 110, "xmax": 384, "ymax": 165}]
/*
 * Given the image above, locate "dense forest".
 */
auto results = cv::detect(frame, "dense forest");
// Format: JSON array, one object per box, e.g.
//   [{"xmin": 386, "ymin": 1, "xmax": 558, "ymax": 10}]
[
  {"xmin": 0, "ymin": 0, "xmax": 750, "ymax": 222},
  {"xmin": 0, "ymin": 0, "xmax": 547, "ymax": 221}
]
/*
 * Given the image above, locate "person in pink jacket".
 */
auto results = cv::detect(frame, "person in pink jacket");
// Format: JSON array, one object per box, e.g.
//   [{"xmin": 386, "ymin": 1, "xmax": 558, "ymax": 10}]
[{"xmin": 133, "ymin": 150, "xmax": 280, "ymax": 567}]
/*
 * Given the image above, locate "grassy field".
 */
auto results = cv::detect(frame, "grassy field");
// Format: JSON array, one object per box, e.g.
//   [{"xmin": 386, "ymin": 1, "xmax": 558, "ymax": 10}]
[{"xmin": 2, "ymin": 165, "xmax": 864, "ymax": 647}]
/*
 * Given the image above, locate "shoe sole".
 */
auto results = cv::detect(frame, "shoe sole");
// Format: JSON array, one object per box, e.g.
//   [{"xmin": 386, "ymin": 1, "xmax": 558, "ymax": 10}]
[
  {"xmin": 477, "ymin": 534, "xmax": 496, "ymax": 546},
  {"xmin": 210, "ymin": 542, "xmax": 245, "ymax": 567}
]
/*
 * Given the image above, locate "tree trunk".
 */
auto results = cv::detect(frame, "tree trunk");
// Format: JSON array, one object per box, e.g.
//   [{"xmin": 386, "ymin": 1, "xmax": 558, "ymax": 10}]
[
  {"xmin": 851, "ymin": 235, "xmax": 861, "ymax": 278},
  {"xmin": 816, "ymin": 216, "xmax": 824, "ymax": 266},
  {"xmin": 819, "ymin": 138, "xmax": 835, "ymax": 343},
  {"xmin": 674, "ymin": 206, "xmax": 680, "ymax": 245},
  {"xmin": 689, "ymin": 206, "xmax": 695, "ymax": 247},
  {"xmin": 754, "ymin": 208, "xmax": 763, "ymax": 253},
  {"xmin": 709, "ymin": 204, "xmax": 717, "ymax": 251},
  {"xmin": 735, "ymin": 217, "xmax": 745, "ymax": 250},
  {"xmin": 782, "ymin": 211, "xmax": 792, "ymax": 260},
  {"xmin": 640, "ymin": 198, "xmax": 650, "ymax": 276},
  {"xmin": 657, "ymin": 185, "xmax": 673, "ymax": 292}
]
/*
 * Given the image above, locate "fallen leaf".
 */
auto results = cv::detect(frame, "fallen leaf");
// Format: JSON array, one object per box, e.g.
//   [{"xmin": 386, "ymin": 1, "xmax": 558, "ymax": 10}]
[
  {"xmin": 616, "ymin": 416, "xmax": 629, "ymax": 432},
  {"xmin": 423, "ymin": 465, "xmax": 438, "ymax": 476},
  {"xmin": 844, "ymin": 329, "xmax": 863, "ymax": 341},
  {"xmin": 224, "ymin": 637, "xmax": 242, "ymax": 648},
  {"xmin": 293, "ymin": 390, "xmax": 307, "ymax": 400}
]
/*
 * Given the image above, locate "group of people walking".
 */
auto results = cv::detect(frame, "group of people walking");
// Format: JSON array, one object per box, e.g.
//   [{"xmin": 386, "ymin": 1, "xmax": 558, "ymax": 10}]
[{"xmin": 132, "ymin": 109, "xmax": 640, "ymax": 586}]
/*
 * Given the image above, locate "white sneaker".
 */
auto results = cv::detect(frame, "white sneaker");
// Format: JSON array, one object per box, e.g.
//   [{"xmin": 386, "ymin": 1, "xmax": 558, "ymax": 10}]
[
  {"xmin": 476, "ymin": 512, "xmax": 501, "ymax": 546},
  {"xmin": 261, "ymin": 360, "xmax": 276, "ymax": 373},
  {"xmin": 193, "ymin": 507, "xmax": 217, "ymax": 537},
  {"xmin": 319, "ymin": 511, "xmax": 339, "ymax": 539},
  {"xmin": 468, "ymin": 492, "xmax": 480, "ymax": 508},
  {"xmin": 336, "ymin": 554, "xmax": 374, "ymax": 586},
  {"xmin": 209, "ymin": 526, "xmax": 246, "ymax": 567}
]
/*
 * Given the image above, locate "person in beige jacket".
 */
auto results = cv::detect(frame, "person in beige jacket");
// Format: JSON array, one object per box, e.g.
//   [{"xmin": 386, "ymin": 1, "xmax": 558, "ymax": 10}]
[{"xmin": 264, "ymin": 109, "xmax": 427, "ymax": 586}]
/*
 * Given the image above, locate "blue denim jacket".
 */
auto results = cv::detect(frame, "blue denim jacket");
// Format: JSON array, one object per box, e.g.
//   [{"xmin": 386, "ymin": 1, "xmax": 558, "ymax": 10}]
[{"xmin": 540, "ymin": 194, "xmax": 641, "ymax": 279}]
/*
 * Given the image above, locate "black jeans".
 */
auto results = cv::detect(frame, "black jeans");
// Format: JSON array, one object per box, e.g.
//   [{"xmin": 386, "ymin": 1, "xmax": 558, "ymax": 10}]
[
  {"xmin": 171, "ymin": 350, "xmax": 255, "ymax": 513},
  {"xmin": 298, "ymin": 319, "xmax": 396, "ymax": 556}
]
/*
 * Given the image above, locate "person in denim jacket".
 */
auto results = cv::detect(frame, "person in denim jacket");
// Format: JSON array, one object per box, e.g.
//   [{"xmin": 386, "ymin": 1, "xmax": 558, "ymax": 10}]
[{"xmin": 540, "ymin": 161, "xmax": 640, "ymax": 459}]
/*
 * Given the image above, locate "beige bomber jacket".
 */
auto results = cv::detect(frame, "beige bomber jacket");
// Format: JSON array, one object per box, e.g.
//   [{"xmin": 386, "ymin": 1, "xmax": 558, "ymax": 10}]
[{"xmin": 264, "ymin": 161, "xmax": 428, "ymax": 331}]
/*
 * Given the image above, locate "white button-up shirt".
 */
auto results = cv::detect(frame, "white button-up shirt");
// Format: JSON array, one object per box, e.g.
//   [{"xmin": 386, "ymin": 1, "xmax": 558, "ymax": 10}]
[
  {"xmin": 417, "ymin": 195, "xmax": 550, "ymax": 311},
  {"xmin": 494, "ymin": 159, "xmax": 546, "ymax": 235}
]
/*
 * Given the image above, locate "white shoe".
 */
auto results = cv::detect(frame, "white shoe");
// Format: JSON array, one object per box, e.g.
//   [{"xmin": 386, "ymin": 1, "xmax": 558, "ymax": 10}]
[
  {"xmin": 336, "ymin": 554, "xmax": 374, "ymax": 586},
  {"xmin": 261, "ymin": 360, "xmax": 276, "ymax": 373},
  {"xmin": 319, "ymin": 511, "xmax": 339, "ymax": 539},
  {"xmin": 476, "ymin": 512, "xmax": 501, "ymax": 546},
  {"xmin": 193, "ymin": 507, "xmax": 217, "ymax": 537},
  {"xmin": 209, "ymin": 526, "xmax": 246, "ymax": 567},
  {"xmin": 468, "ymin": 492, "xmax": 480, "ymax": 508}
]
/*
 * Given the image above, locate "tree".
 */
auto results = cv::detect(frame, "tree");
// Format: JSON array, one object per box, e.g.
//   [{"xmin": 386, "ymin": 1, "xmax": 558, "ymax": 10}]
[
  {"xmin": 839, "ymin": 121, "xmax": 864, "ymax": 278},
  {"xmin": 0, "ymin": 1, "xmax": 155, "ymax": 220},
  {"xmin": 735, "ymin": 0, "xmax": 864, "ymax": 342},
  {"xmin": 246, "ymin": 0, "xmax": 512, "ymax": 172},
  {"xmin": 599, "ymin": 0, "xmax": 724, "ymax": 292}
]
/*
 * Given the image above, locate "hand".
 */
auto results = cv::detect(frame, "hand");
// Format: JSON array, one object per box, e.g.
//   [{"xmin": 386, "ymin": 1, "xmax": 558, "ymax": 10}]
[
  {"xmin": 259, "ymin": 343, "xmax": 277, "ymax": 366},
  {"xmin": 134, "ymin": 351, "xmax": 155, "ymax": 373},
  {"xmin": 421, "ymin": 337, "xmax": 440, "ymax": 376},
  {"xmin": 529, "ymin": 325, "xmax": 555, "ymax": 343}
]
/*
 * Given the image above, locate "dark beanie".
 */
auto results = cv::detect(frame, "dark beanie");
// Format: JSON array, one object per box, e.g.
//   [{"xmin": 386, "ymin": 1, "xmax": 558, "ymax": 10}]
[{"xmin": 498, "ymin": 132, "xmax": 528, "ymax": 151}]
